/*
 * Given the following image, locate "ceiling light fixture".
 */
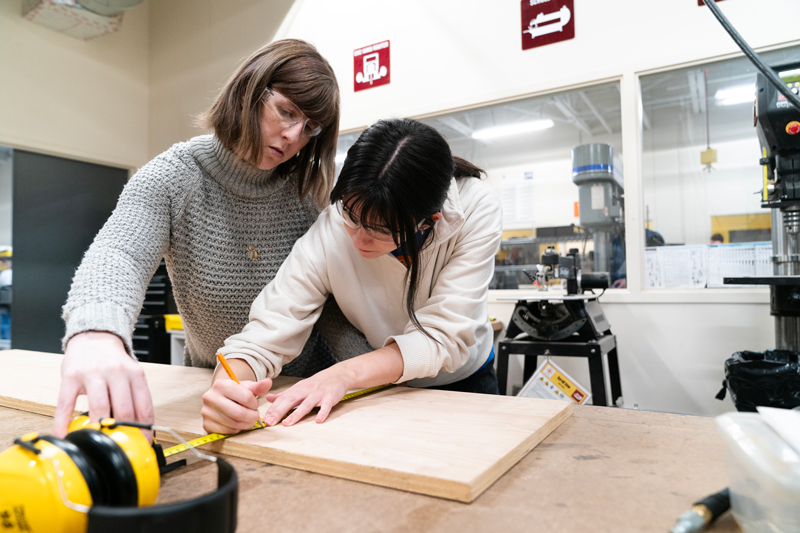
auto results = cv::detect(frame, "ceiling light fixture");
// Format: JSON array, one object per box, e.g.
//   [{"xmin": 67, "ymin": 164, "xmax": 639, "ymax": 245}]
[
  {"xmin": 714, "ymin": 84, "xmax": 755, "ymax": 106},
  {"xmin": 471, "ymin": 119, "xmax": 555, "ymax": 140}
]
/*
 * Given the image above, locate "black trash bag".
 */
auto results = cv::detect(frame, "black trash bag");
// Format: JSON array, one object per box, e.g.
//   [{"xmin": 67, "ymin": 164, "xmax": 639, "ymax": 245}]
[{"xmin": 716, "ymin": 350, "xmax": 800, "ymax": 412}]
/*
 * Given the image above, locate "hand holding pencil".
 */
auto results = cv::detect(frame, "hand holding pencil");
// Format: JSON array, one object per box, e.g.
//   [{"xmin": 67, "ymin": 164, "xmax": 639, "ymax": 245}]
[
  {"xmin": 200, "ymin": 353, "xmax": 273, "ymax": 434},
  {"xmin": 216, "ymin": 353, "xmax": 265, "ymax": 428}
]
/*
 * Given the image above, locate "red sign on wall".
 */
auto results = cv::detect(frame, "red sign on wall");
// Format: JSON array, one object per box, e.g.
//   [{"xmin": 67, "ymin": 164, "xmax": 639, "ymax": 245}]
[
  {"xmin": 354, "ymin": 41, "xmax": 390, "ymax": 92},
  {"xmin": 521, "ymin": 0, "xmax": 574, "ymax": 51}
]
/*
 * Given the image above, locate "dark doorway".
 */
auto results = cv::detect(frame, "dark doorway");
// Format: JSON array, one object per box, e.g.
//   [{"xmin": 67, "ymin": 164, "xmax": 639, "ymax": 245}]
[{"xmin": 12, "ymin": 151, "xmax": 127, "ymax": 353}]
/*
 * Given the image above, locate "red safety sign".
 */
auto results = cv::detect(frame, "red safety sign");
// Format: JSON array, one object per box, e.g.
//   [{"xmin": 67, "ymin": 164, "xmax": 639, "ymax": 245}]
[
  {"xmin": 521, "ymin": 0, "xmax": 574, "ymax": 51},
  {"xmin": 354, "ymin": 41, "xmax": 390, "ymax": 92}
]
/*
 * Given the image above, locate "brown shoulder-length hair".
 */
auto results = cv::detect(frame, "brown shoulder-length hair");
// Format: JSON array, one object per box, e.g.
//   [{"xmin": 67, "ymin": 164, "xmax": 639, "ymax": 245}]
[{"xmin": 197, "ymin": 39, "xmax": 340, "ymax": 208}]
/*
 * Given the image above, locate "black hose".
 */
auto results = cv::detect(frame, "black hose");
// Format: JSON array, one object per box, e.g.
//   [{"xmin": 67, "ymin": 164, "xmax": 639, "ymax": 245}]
[
  {"xmin": 694, "ymin": 487, "xmax": 731, "ymax": 519},
  {"xmin": 701, "ymin": 0, "xmax": 800, "ymax": 110}
]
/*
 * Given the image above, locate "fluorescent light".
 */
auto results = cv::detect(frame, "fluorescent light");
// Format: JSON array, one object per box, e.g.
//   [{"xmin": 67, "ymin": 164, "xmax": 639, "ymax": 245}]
[
  {"xmin": 471, "ymin": 119, "xmax": 554, "ymax": 140},
  {"xmin": 335, "ymin": 153, "xmax": 346, "ymax": 164},
  {"xmin": 714, "ymin": 84, "xmax": 755, "ymax": 106}
]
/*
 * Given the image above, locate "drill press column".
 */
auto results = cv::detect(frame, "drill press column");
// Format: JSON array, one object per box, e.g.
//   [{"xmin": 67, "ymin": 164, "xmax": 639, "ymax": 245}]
[{"xmin": 572, "ymin": 144, "xmax": 624, "ymax": 274}]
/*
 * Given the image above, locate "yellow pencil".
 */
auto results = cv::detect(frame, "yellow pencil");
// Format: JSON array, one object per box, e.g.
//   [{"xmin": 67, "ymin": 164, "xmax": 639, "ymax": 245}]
[
  {"xmin": 216, "ymin": 352, "xmax": 240, "ymax": 384},
  {"xmin": 216, "ymin": 352, "xmax": 265, "ymax": 428}
]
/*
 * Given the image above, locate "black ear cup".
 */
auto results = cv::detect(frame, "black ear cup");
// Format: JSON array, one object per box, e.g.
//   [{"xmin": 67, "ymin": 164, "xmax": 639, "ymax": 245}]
[
  {"xmin": 39, "ymin": 436, "xmax": 105, "ymax": 505},
  {"xmin": 65, "ymin": 429, "xmax": 139, "ymax": 506}
]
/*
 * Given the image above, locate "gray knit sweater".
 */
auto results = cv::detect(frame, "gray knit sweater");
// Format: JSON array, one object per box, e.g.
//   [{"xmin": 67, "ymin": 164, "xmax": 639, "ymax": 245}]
[{"xmin": 62, "ymin": 135, "xmax": 370, "ymax": 373}]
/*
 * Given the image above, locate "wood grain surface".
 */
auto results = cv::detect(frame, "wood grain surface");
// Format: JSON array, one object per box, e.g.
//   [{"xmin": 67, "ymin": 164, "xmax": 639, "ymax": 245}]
[
  {"xmin": 0, "ymin": 406, "xmax": 741, "ymax": 532},
  {"xmin": 0, "ymin": 350, "xmax": 572, "ymax": 502}
]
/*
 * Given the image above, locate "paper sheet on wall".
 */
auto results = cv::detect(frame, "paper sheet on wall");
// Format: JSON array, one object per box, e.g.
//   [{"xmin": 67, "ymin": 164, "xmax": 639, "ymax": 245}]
[
  {"xmin": 644, "ymin": 245, "xmax": 708, "ymax": 289},
  {"xmin": 501, "ymin": 172, "xmax": 534, "ymax": 225},
  {"xmin": 646, "ymin": 242, "xmax": 772, "ymax": 289},
  {"xmin": 707, "ymin": 242, "xmax": 772, "ymax": 288},
  {"xmin": 591, "ymin": 185, "xmax": 605, "ymax": 210}
]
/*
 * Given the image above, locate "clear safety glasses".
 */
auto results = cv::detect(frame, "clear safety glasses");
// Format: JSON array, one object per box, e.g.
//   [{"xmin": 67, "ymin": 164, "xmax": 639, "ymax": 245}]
[
  {"xmin": 336, "ymin": 201, "xmax": 397, "ymax": 244},
  {"xmin": 262, "ymin": 89, "xmax": 323, "ymax": 139}
]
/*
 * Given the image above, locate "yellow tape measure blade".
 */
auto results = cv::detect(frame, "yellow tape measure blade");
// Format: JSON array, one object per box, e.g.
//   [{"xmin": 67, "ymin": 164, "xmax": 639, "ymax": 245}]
[{"xmin": 163, "ymin": 384, "xmax": 395, "ymax": 457}]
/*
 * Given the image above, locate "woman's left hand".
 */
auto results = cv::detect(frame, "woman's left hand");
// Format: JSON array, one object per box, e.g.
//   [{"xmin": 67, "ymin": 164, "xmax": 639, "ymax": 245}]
[
  {"xmin": 263, "ymin": 366, "xmax": 351, "ymax": 426},
  {"xmin": 263, "ymin": 344, "xmax": 404, "ymax": 427}
]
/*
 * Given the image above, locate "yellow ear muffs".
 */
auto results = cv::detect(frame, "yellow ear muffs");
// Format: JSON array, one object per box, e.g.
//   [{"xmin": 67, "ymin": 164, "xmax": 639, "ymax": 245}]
[
  {"xmin": 0, "ymin": 417, "xmax": 161, "ymax": 533},
  {"xmin": 0, "ymin": 418, "xmax": 237, "ymax": 533},
  {"xmin": 65, "ymin": 428, "xmax": 140, "ymax": 506},
  {"xmin": 100, "ymin": 421, "xmax": 160, "ymax": 507},
  {"xmin": 66, "ymin": 418, "xmax": 160, "ymax": 507},
  {"xmin": 0, "ymin": 433, "xmax": 94, "ymax": 532}
]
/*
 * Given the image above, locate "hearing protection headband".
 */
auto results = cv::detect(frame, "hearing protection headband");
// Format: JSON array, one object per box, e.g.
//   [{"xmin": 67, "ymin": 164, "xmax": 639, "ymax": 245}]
[
  {"xmin": 85, "ymin": 459, "xmax": 237, "ymax": 533},
  {"xmin": 90, "ymin": 421, "xmax": 237, "ymax": 533}
]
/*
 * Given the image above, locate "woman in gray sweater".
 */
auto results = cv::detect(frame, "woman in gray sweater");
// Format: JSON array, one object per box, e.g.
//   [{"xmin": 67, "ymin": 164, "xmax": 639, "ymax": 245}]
[{"xmin": 54, "ymin": 39, "xmax": 369, "ymax": 437}]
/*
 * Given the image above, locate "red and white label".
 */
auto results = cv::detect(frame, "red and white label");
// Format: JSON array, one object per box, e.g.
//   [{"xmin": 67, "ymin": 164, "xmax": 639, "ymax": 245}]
[
  {"xmin": 354, "ymin": 41, "xmax": 390, "ymax": 92},
  {"xmin": 521, "ymin": 0, "xmax": 574, "ymax": 51}
]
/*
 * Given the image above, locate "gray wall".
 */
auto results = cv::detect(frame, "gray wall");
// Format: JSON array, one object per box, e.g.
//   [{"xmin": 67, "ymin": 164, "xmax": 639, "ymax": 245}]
[
  {"xmin": 12, "ymin": 150, "xmax": 127, "ymax": 353},
  {"xmin": 0, "ymin": 146, "xmax": 11, "ymax": 248}
]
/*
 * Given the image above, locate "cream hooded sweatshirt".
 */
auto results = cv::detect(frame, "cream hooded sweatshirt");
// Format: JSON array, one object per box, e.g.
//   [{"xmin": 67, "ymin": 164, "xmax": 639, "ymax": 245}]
[{"xmin": 220, "ymin": 176, "xmax": 503, "ymax": 387}]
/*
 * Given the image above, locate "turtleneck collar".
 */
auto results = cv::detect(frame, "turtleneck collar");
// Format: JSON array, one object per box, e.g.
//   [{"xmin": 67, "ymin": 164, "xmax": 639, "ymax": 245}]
[{"xmin": 190, "ymin": 135, "xmax": 290, "ymax": 199}]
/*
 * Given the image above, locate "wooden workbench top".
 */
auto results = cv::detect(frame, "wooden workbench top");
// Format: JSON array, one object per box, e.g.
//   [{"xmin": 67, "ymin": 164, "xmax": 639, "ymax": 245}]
[{"xmin": 0, "ymin": 404, "xmax": 741, "ymax": 533}]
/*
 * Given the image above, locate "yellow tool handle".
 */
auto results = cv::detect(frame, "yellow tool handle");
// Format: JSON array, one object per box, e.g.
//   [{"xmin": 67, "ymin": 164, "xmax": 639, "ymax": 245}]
[{"xmin": 162, "ymin": 384, "xmax": 395, "ymax": 458}]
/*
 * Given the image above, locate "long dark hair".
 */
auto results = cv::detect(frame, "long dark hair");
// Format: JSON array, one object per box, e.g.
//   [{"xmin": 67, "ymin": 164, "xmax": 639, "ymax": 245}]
[{"xmin": 331, "ymin": 118, "xmax": 484, "ymax": 339}]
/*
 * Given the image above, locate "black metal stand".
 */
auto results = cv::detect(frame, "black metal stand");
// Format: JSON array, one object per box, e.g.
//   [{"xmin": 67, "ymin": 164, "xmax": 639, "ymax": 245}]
[
  {"xmin": 498, "ymin": 336, "xmax": 622, "ymax": 406},
  {"xmin": 497, "ymin": 297, "xmax": 623, "ymax": 407}
]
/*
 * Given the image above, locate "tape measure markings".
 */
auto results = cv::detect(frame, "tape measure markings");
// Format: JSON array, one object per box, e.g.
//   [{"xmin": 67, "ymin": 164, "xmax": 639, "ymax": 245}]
[{"xmin": 162, "ymin": 384, "xmax": 395, "ymax": 458}]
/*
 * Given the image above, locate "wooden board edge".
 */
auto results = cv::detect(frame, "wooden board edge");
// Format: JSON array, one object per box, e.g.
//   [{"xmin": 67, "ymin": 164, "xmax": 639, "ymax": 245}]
[
  {"xmin": 157, "ymin": 431, "xmax": 473, "ymax": 502},
  {"xmin": 467, "ymin": 401, "xmax": 575, "ymax": 501},
  {"xmin": 0, "ymin": 395, "xmax": 111, "ymax": 425},
  {"xmin": 0, "ymin": 396, "xmax": 57, "ymax": 418},
  {"xmin": 157, "ymin": 403, "xmax": 574, "ymax": 503},
  {"xmin": 223, "ymin": 440, "xmax": 474, "ymax": 502}
]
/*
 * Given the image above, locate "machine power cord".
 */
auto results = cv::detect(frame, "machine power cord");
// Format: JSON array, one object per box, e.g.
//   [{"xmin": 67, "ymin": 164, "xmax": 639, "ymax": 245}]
[{"xmin": 701, "ymin": 0, "xmax": 800, "ymax": 110}]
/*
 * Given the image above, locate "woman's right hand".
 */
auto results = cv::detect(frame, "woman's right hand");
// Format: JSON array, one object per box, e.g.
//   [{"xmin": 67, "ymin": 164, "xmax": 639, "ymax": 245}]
[
  {"xmin": 201, "ymin": 374, "xmax": 273, "ymax": 435},
  {"xmin": 53, "ymin": 331, "xmax": 154, "ymax": 438}
]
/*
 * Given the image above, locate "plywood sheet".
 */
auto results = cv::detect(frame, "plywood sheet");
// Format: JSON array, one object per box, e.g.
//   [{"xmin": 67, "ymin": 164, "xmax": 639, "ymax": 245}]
[{"xmin": 0, "ymin": 350, "xmax": 572, "ymax": 502}]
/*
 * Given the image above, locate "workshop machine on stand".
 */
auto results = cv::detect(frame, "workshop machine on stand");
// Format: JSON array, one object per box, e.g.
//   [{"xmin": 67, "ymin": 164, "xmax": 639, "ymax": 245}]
[
  {"xmin": 572, "ymin": 143, "xmax": 625, "ymax": 275},
  {"xmin": 670, "ymin": 36, "xmax": 800, "ymax": 533},
  {"xmin": 497, "ymin": 247, "xmax": 623, "ymax": 407},
  {"xmin": 723, "ymin": 60, "xmax": 800, "ymax": 350}
]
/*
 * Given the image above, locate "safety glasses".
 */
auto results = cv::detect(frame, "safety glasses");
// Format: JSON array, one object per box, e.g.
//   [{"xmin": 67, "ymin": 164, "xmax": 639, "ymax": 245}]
[{"xmin": 262, "ymin": 89, "xmax": 322, "ymax": 139}]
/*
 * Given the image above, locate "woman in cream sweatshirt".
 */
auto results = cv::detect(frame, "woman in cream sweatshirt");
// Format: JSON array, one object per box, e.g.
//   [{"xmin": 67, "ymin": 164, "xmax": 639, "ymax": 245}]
[{"xmin": 202, "ymin": 118, "xmax": 503, "ymax": 435}]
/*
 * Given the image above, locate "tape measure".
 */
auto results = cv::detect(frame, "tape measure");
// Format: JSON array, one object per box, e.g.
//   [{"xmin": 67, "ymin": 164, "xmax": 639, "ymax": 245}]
[{"xmin": 162, "ymin": 384, "xmax": 395, "ymax": 458}]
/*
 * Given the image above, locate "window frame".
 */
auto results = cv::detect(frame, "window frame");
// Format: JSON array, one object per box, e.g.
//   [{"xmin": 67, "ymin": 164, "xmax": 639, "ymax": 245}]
[{"xmin": 338, "ymin": 46, "xmax": 800, "ymax": 305}]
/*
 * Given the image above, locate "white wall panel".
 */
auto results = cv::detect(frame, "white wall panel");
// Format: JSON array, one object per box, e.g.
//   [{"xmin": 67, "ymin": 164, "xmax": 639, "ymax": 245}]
[
  {"xmin": 275, "ymin": 0, "xmax": 800, "ymax": 131},
  {"xmin": 0, "ymin": 0, "xmax": 149, "ymax": 168},
  {"xmin": 490, "ymin": 298, "xmax": 773, "ymax": 416},
  {"xmin": 147, "ymin": 0, "xmax": 295, "ymax": 158}
]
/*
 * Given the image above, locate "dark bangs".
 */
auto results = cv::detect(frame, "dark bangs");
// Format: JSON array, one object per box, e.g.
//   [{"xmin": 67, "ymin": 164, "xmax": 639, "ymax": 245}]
[{"xmin": 331, "ymin": 121, "xmax": 452, "ymax": 256}]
